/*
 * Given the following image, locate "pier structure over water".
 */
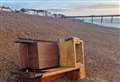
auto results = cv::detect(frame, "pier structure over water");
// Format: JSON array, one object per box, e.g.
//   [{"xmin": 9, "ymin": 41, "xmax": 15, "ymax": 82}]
[{"xmin": 64, "ymin": 15, "xmax": 120, "ymax": 24}]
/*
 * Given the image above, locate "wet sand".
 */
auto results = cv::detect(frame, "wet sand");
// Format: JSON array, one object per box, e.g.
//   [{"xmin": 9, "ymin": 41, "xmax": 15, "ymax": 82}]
[{"xmin": 0, "ymin": 11, "xmax": 120, "ymax": 82}]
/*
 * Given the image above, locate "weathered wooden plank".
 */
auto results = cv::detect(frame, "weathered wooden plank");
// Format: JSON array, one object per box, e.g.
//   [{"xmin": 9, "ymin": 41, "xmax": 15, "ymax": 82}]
[
  {"xmin": 59, "ymin": 37, "xmax": 86, "ymax": 79},
  {"xmin": 37, "ymin": 42, "xmax": 59, "ymax": 69},
  {"xmin": 42, "ymin": 67, "xmax": 79, "ymax": 77},
  {"xmin": 19, "ymin": 43, "xmax": 29, "ymax": 69},
  {"xmin": 59, "ymin": 40, "xmax": 76, "ymax": 67}
]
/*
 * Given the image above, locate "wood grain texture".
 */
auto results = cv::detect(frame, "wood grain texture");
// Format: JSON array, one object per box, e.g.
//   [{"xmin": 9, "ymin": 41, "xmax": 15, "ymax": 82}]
[
  {"xmin": 18, "ymin": 42, "xmax": 59, "ymax": 69},
  {"xmin": 37, "ymin": 42, "xmax": 59, "ymax": 69},
  {"xmin": 28, "ymin": 43, "xmax": 39, "ymax": 69},
  {"xmin": 19, "ymin": 43, "xmax": 29, "ymax": 69},
  {"xmin": 59, "ymin": 40, "xmax": 76, "ymax": 67},
  {"xmin": 59, "ymin": 37, "xmax": 86, "ymax": 79}
]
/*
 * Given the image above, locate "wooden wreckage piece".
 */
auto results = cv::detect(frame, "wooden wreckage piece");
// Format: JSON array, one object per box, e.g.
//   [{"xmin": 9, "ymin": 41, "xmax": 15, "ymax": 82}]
[{"xmin": 13, "ymin": 37, "xmax": 86, "ymax": 82}]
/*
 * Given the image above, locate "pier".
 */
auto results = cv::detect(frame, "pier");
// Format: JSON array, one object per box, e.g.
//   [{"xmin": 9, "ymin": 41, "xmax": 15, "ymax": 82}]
[{"xmin": 64, "ymin": 15, "xmax": 120, "ymax": 24}]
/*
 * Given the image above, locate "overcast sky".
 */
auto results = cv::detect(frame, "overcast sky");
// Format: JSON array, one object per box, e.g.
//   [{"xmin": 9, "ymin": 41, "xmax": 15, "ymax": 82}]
[{"xmin": 0, "ymin": 0, "xmax": 119, "ymax": 15}]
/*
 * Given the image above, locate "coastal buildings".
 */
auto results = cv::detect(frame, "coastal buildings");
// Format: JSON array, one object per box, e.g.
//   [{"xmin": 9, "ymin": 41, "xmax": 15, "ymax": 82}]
[{"xmin": 0, "ymin": 6, "xmax": 13, "ymax": 12}]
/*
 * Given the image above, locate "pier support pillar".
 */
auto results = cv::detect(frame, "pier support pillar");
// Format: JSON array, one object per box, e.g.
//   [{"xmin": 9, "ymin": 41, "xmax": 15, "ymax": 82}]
[
  {"xmin": 91, "ymin": 16, "xmax": 94, "ymax": 23},
  {"xmin": 111, "ymin": 16, "xmax": 113, "ymax": 23},
  {"xmin": 101, "ymin": 16, "xmax": 103, "ymax": 24}
]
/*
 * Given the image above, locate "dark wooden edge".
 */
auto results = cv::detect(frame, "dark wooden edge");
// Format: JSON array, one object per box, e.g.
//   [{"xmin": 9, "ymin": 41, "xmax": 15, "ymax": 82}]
[
  {"xmin": 11, "ymin": 71, "xmax": 43, "ymax": 79},
  {"xmin": 15, "ymin": 38, "xmax": 57, "ymax": 43}
]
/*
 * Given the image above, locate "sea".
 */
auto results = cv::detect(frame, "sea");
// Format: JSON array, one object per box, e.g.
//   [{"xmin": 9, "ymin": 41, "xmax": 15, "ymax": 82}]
[{"xmin": 74, "ymin": 17, "xmax": 120, "ymax": 28}]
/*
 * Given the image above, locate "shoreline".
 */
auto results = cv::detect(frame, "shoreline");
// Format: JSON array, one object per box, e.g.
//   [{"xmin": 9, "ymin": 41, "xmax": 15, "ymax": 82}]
[{"xmin": 67, "ymin": 18, "xmax": 120, "ymax": 29}]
